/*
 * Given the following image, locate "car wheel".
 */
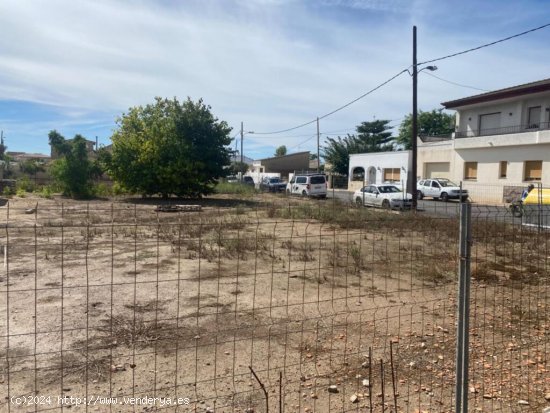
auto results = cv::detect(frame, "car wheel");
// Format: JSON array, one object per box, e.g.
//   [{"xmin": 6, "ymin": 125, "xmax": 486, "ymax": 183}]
[
  {"xmin": 382, "ymin": 199, "xmax": 390, "ymax": 209},
  {"xmin": 319, "ymin": 194, "xmax": 327, "ymax": 199},
  {"xmin": 355, "ymin": 197, "xmax": 363, "ymax": 207},
  {"xmin": 417, "ymin": 191, "xmax": 424, "ymax": 200},
  {"xmin": 302, "ymin": 190, "xmax": 308, "ymax": 197},
  {"xmin": 440, "ymin": 192, "xmax": 449, "ymax": 202}
]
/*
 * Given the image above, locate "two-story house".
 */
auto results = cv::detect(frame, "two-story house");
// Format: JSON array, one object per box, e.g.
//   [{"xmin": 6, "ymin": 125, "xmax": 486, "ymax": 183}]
[{"xmin": 418, "ymin": 78, "xmax": 550, "ymax": 204}]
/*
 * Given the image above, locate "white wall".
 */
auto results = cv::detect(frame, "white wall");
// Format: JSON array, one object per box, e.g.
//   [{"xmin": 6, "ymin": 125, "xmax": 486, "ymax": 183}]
[
  {"xmin": 456, "ymin": 92, "xmax": 550, "ymax": 136},
  {"xmin": 454, "ymin": 144, "xmax": 550, "ymax": 184},
  {"xmin": 417, "ymin": 89, "xmax": 550, "ymax": 204},
  {"xmin": 348, "ymin": 151, "xmax": 411, "ymax": 191},
  {"xmin": 418, "ymin": 138, "xmax": 550, "ymax": 204},
  {"xmin": 418, "ymin": 141, "xmax": 454, "ymax": 179}
]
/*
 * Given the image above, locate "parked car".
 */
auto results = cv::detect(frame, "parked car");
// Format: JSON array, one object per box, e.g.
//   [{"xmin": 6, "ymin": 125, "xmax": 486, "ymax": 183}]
[
  {"xmin": 226, "ymin": 175, "xmax": 239, "ymax": 183},
  {"xmin": 354, "ymin": 184, "xmax": 412, "ymax": 210},
  {"xmin": 259, "ymin": 177, "xmax": 286, "ymax": 192},
  {"xmin": 242, "ymin": 176, "xmax": 255, "ymax": 186},
  {"xmin": 417, "ymin": 178, "xmax": 468, "ymax": 202},
  {"xmin": 286, "ymin": 173, "xmax": 327, "ymax": 198}
]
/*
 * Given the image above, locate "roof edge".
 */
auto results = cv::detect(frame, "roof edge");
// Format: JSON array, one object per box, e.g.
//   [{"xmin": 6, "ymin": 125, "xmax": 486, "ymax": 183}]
[{"xmin": 442, "ymin": 78, "xmax": 550, "ymax": 109}]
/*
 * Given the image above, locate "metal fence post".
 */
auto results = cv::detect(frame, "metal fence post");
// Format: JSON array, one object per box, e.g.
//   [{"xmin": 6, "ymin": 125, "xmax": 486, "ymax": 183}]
[{"xmin": 455, "ymin": 202, "xmax": 472, "ymax": 413}]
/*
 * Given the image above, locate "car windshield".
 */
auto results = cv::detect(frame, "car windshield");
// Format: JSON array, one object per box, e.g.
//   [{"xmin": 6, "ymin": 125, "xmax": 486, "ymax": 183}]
[
  {"xmin": 378, "ymin": 185, "xmax": 401, "ymax": 193},
  {"xmin": 437, "ymin": 179, "xmax": 457, "ymax": 187},
  {"xmin": 269, "ymin": 178, "xmax": 281, "ymax": 183}
]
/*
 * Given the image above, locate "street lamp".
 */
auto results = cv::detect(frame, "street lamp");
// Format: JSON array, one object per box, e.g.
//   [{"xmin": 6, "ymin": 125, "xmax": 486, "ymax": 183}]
[{"xmin": 412, "ymin": 25, "xmax": 437, "ymax": 212}]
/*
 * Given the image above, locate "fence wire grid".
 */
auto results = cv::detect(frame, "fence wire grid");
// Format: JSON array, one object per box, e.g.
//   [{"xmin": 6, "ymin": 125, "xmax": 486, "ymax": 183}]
[{"xmin": 0, "ymin": 194, "xmax": 548, "ymax": 413}]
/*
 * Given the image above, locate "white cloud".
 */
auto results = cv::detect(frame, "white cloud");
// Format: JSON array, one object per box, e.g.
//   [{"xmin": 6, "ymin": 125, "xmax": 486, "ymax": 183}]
[{"xmin": 0, "ymin": 0, "xmax": 549, "ymax": 157}]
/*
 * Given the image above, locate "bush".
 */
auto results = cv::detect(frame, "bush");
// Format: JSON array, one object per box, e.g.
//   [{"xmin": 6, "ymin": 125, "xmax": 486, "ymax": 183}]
[
  {"xmin": 2, "ymin": 186, "xmax": 13, "ymax": 197},
  {"xmin": 112, "ymin": 182, "xmax": 131, "ymax": 196},
  {"xmin": 17, "ymin": 177, "xmax": 35, "ymax": 193},
  {"xmin": 37, "ymin": 186, "xmax": 53, "ymax": 199},
  {"xmin": 94, "ymin": 183, "xmax": 112, "ymax": 198},
  {"xmin": 16, "ymin": 188, "xmax": 26, "ymax": 197},
  {"xmin": 48, "ymin": 131, "xmax": 101, "ymax": 199}
]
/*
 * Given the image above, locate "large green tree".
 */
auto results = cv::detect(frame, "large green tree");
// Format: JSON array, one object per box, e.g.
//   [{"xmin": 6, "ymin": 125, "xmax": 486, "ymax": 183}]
[
  {"xmin": 355, "ymin": 120, "xmax": 394, "ymax": 153},
  {"xmin": 396, "ymin": 109, "xmax": 455, "ymax": 149},
  {"xmin": 103, "ymin": 97, "xmax": 232, "ymax": 197},
  {"xmin": 274, "ymin": 145, "xmax": 287, "ymax": 157},
  {"xmin": 323, "ymin": 120, "xmax": 394, "ymax": 175},
  {"xmin": 49, "ymin": 131, "xmax": 100, "ymax": 198}
]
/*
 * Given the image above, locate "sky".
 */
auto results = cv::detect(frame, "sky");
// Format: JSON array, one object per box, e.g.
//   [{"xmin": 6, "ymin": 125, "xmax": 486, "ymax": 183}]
[{"xmin": 0, "ymin": 0, "xmax": 549, "ymax": 160}]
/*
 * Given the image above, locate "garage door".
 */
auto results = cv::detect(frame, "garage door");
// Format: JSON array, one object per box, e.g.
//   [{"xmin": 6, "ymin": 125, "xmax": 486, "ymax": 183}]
[{"xmin": 425, "ymin": 162, "xmax": 450, "ymax": 179}]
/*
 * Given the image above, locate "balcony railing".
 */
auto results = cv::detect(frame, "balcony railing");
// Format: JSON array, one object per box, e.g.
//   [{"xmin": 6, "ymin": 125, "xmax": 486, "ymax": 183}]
[
  {"xmin": 455, "ymin": 121, "xmax": 550, "ymax": 138},
  {"xmin": 419, "ymin": 134, "xmax": 453, "ymax": 142}
]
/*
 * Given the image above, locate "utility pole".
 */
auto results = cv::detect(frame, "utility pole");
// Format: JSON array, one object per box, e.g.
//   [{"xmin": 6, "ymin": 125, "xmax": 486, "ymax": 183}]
[
  {"xmin": 0, "ymin": 130, "xmax": 5, "ymax": 156},
  {"xmin": 411, "ymin": 26, "xmax": 418, "ymax": 212},
  {"xmin": 316, "ymin": 117, "xmax": 320, "ymax": 172},
  {"xmin": 240, "ymin": 121, "xmax": 244, "ymax": 165}
]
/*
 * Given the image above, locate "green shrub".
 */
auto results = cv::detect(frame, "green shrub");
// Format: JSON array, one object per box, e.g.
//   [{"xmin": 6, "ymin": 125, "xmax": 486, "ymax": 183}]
[
  {"xmin": 94, "ymin": 183, "xmax": 112, "ymax": 198},
  {"xmin": 16, "ymin": 188, "xmax": 26, "ymax": 197},
  {"xmin": 48, "ymin": 131, "xmax": 101, "ymax": 199},
  {"xmin": 36, "ymin": 186, "xmax": 53, "ymax": 199},
  {"xmin": 17, "ymin": 177, "xmax": 35, "ymax": 192},
  {"xmin": 112, "ymin": 182, "xmax": 130, "ymax": 196},
  {"xmin": 2, "ymin": 186, "xmax": 14, "ymax": 197}
]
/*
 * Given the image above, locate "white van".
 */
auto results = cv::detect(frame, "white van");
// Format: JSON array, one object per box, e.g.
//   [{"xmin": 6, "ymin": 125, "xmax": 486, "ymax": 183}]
[{"xmin": 286, "ymin": 174, "xmax": 327, "ymax": 198}]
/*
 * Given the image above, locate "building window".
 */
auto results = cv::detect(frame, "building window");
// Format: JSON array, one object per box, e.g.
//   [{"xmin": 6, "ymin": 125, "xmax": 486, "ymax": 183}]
[
  {"xmin": 499, "ymin": 161, "xmax": 507, "ymax": 178},
  {"xmin": 351, "ymin": 167, "xmax": 365, "ymax": 181},
  {"xmin": 464, "ymin": 162, "xmax": 477, "ymax": 180},
  {"xmin": 383, "ymin": 168, "xmax": 400, "ymax": 182},
  {"xmin": 527, "ymin": 106, "xmax": 541, "ymax": 129},
  {"xmin": 479, "ymin": 112, "xmax": 501, "ymax": 136},
  {"xmin": 524, "ymin": 160, "xmax": 542, "ymax": 181}
]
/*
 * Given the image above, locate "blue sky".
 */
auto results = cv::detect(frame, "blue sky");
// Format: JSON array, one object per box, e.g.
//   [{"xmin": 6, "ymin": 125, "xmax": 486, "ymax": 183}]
[{"xmin": 0, "ymin": 0, "xmax": 549, "ymax": 159}]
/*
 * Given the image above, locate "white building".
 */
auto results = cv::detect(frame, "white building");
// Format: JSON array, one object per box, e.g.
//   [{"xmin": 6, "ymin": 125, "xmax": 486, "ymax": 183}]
[
  {"xmin": 348, "ymin": 151, "xmax": 411, "ymax": 192},
  {"xmin": 418, "ymin": 78, "xmax": 550, "ymax": 204}
]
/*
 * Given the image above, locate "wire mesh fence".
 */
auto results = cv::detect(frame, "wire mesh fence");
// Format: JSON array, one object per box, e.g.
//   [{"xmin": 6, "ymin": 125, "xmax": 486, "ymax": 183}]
[{"xmin": 0, "ymin": 193, "xmax": 548, "ymax": 412}]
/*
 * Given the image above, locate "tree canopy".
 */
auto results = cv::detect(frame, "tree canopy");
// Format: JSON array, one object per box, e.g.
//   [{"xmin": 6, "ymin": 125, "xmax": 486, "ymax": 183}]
[
  {"xmin": 274, "ymin": 145, "xmax": 287, "ymax": 157},
  {"xmin": 396, "ymin": 109, "xmax": 455, "ymax": 149},
  {"xmin": 229, "ymin": 161, "xmax": 249, "ymax": 175},
  {"xmin": 48, "ymin": 131, "xmax": 100, "ymax": 198},
  {"xmin": 102, "ymin": 97, "xmax": 232, "ymax": 197},
  {"xmin": 323, "ymin": 120, "xmax": 394, "ymax": 175}
]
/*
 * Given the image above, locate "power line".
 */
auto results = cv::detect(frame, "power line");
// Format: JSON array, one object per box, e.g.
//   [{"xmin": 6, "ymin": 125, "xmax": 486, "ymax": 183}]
[
  {"xmin": 421, "ymin": 71, "xmax": 489, "ymax": 92},
  {"xmin": 318, "ymin": 70, "xmax": 408, "ymax": 121},
  {"xmin": 288, "ymin": 134, "xmax": 317, "ymax": 151},
  {"xmin": 250, "ymin": 22, "xmax": 550, "ymax": 138},
  {"xmin": 246, "ymin": 131, "xmax": 327, "ymax": 140},
  {"xmin": 418, "ymin": 22, "xmax": 550, "ymax": 65},
  {"xmin": 252, "ymin": 69, "xmax": 408, "ymax": 135}
]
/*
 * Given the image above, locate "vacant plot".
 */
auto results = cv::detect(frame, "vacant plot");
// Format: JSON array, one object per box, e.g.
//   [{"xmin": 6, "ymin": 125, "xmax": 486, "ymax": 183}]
[{"xmin": 0, "ymin": 194, "xmax": 548, "ymax": 412}]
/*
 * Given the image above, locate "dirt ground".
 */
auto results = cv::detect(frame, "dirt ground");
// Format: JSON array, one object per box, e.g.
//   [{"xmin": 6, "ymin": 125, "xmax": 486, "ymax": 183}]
[{"xmin": 0, "ymin": 194, "xmax": 548, "ymax": 413}]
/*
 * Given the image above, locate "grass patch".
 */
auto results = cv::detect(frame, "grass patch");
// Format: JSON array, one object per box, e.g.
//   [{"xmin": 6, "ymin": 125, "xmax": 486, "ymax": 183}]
[{"xmin": 215, "ymin": 182, "xmax": 257, "ymax": 196}]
